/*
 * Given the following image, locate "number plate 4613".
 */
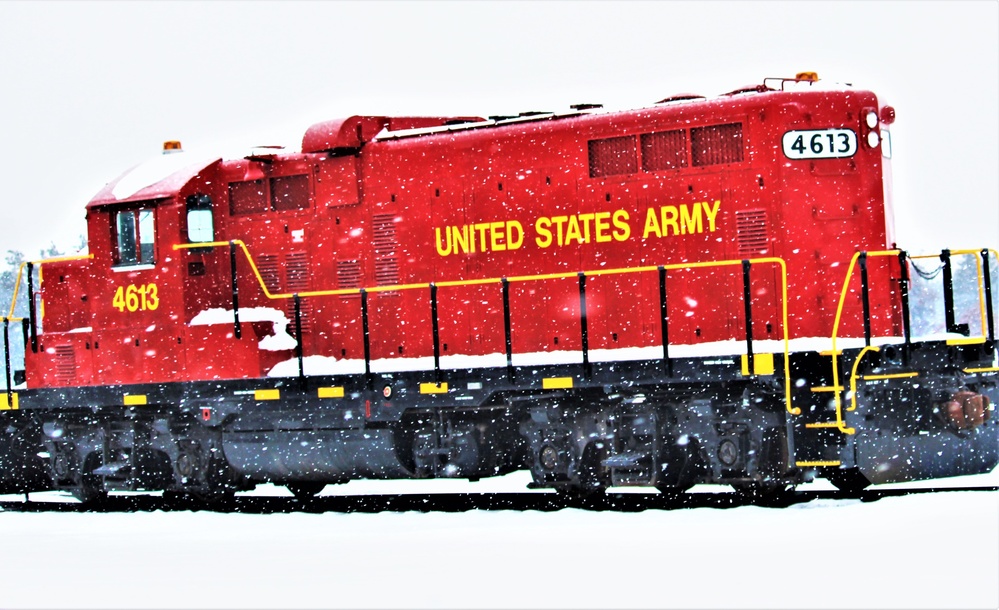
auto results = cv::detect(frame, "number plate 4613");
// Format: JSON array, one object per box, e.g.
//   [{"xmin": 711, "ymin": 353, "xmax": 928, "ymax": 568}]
[{"xmin": 782, "ymin": 129, "xmax": 857, "ymax": 160}]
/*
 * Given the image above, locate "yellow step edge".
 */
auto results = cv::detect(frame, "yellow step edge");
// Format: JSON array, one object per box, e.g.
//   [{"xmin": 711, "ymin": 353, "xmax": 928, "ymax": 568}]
[
  {"xmin": 810, "ymin": 386, "xmax": 843, "ymax": 393},
  {"xmin": 805, "ymin": 422, "xmax": 856, "ymax": 434},
  {"xmin": 740, "ymin": 352, "xmax": 775, "ymax": 376},
  {"xmin": 795, "ymin": 460, "xmax": 841, "ymax": 468},
  {"xmin": 543, "ymin": 377, "xmax": 574, "ymax": 389},
  {"xmin": 317, "ymin": 386, "xmax": 345, "ymax": 399},
  {"xmin": 964, "ymin": 366, "xmax": 999, "ymax": 374},
  {"xmin": 419, "ymin": 382, "xmax": 449, "ymax": 394},
  {"xmin": 123, "ymin": 394, "xmax": 147, "ymax": 406},
  {"xmin": 863, "ymin": 372, "xmax": 919, "ymax": 381},
  {"xmin": 0, "ymin": 392, "xmax": 18, "ymax": 410},
  {"xmin": 946, "ymin": 336, "xmax": 987, "ymax": 346},
  {"xmin": 255, "ymin": 389, "xmax": 280, "ymax": 401}
]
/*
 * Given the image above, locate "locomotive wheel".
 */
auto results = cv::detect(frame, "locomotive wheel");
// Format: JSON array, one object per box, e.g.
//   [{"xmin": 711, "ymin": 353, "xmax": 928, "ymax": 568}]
[
  {"xmin": 72, "ymin": 454, "xmax": 108, "ymax": 505},
  {"xmin": 552, "ymin": 441, "xmax": 610, "ymax": 499},
  {"xmin": 576, "ymin": 441, "xmax": 610, "ymax": 495},
  {"xmin": 287, "ymin": 482, "xmax": 326, "ymax": 500},
  {"xmin": 656, "ymin": 425, "xmax": 701, "ymax": 496},
  {"xmin": 73, "ymin": 474, "xmax": 107, "ymax": 504},
  {"xmin": 188, "ymin": 447, "xmax": 239, "ymax": 505},
  {"xmin": 73, "ymin": 477, "xmax": 108, "ymax": 505}
]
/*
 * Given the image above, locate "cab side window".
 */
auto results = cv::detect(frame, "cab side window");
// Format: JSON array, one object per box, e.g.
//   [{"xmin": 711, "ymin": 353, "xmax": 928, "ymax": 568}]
[
  {"xmin": 113, "ymin": 208, "xmax": 155, "ymax": 266},
  {"xmin": 186, "ymin": 194, "xmax": 215, "ymax": 243}
]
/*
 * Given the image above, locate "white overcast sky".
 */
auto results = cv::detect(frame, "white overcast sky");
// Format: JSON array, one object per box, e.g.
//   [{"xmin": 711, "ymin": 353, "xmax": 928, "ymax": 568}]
[{"xmin": 0, "ymin": 1, "xmax": 996, "ymax": 257}]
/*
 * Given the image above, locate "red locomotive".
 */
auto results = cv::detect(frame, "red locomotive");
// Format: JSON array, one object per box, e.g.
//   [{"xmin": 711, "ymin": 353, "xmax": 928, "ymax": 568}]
[{"xmin": 1, "ymin": 73, "xmax": 996, "ymax": 502}]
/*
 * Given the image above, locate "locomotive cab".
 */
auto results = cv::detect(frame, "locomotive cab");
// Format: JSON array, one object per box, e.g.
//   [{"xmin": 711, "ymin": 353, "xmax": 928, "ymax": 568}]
[{"xmin": 30, "ymin": 147, "xmax": 275, "ymax": 387}]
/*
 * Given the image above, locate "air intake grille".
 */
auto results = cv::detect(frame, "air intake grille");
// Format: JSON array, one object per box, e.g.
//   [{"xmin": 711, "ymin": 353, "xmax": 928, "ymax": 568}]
[
  {"xmin": 691, "ymin": 123, "xmax": 744, "ymax": 167},
  {"xmin": 641, "ymin": 130, "xmax": 687, "ymax": 172},
  {"xmin": 736, "ymin": 209, "xmax": 769, "ymax": 256},
  {"xmin": 229, "ymin": 180, "xmax": 268, "ymax": 215},
  {"xmin": 270, "ymin": 175, "xmax": 310, "ymax": 211},
  {"xmin": 588, "ymin": 136, "xmax": 638, "ymax": 178}
]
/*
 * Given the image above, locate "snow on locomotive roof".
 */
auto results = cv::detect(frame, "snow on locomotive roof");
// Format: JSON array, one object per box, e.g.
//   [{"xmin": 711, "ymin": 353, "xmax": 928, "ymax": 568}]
[
  {"xmin": 373, "ymin": 109, "xmax": 592, "ymax": 141},
  {"xmin": 372, "ymin": 77, "xmax": 861, "ymax": 143},
  {"xmin": 91, "ymin": 143, "xmax": 301, "ymax": 207},
  {"xmin": 90, "ymin": 149, "xmax": 221, "ymax": 207}
]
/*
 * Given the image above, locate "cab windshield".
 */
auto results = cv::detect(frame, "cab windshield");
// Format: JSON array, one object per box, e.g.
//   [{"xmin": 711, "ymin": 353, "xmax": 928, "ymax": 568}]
[{"xmin": 113, "ymin": 207, "xmax": 155, "ymax": 266}]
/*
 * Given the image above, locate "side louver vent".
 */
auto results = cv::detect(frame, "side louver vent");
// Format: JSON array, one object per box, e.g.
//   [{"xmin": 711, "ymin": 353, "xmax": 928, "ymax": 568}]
[
  {"xmin": 372, "ymin": 213, "xmax": 400, "ymax": 289},
  {"xmin": 285, "ymin": 252, "xmax": 309, "ymax": 292},
  {"xmin": 284, "ymin": 252, "xmax": 312, "ymax": 333},
  {"xmin": 337, "ymin": 260, "xmax": 362, "ymax": 299},
  {"xmin": 256, "ymin": 255, "xmax": 281, "ymax": 294},
  {"xmin": 736, "ymin": 209, "xmax": 769, "ymax": 256},
  {"xmin": 53, "ymin": 345, "xmax": 76, "ymax": 386}
]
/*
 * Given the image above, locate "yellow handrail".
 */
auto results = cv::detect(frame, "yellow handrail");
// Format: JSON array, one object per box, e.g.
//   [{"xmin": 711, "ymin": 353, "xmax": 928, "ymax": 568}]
[
  {"xmin": 847, "ymin": 345, "xmax": 881, "ymax": 418},
  {"xmin": 823, "ymin": 247, "xmax": 998, "ymax": 434},
  {"xmin": 5, "ymin": 254, "xmax": 93, "ymax": 320},
  {"xmin": 910, "ymin": 248, "xmax": 997, "ymax": 340},
  {"xmin": 175, "ymin": 241, "xmax": 799, "ymax": 414},
  {"xmin": 6, "ymin": 263, "xmax": 26, "ymax": 320}
]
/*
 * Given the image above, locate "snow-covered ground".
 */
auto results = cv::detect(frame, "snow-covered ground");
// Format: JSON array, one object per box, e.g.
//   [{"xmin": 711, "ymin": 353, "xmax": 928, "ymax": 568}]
[{"xmin": 1, "ymin": 469, "xmax": 996, "ymax": 610}]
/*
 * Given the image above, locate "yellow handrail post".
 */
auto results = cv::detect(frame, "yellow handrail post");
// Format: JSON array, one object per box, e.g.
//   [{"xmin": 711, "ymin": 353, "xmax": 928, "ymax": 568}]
[{"xmin": 825, "ymin": 250, "xmax": 903, "ymax": 434}]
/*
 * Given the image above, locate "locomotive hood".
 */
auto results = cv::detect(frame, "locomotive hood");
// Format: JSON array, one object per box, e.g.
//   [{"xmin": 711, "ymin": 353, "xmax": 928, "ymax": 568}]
[{"xmin": 87, "ymin": 150, "xmax": 221, "ymax": 208}]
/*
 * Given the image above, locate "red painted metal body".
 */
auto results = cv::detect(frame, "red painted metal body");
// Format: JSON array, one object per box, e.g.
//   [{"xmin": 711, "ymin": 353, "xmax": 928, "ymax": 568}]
[{"xmin": 29, "ymin": 82, "xmax": 899, "ymax": 388}]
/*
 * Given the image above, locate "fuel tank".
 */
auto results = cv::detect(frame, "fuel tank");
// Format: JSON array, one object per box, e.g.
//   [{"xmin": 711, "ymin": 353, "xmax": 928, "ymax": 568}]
[{"xmin": 222, "ymin": 428, "xmax": 412, "ymax": 481}]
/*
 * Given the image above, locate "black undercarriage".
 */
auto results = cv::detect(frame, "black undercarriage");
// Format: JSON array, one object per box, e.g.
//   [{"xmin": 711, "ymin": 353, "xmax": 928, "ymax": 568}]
[{"xmin": 2, "ymin": 338, "xmax": 997, "ymax": 506}]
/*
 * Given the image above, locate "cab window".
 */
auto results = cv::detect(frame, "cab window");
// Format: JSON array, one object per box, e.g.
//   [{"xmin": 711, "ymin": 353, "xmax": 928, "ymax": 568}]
[
  {"xmin": 113, "ymin": 208, "xmax": 155, "ymax": 266},
  {"xmin": 186, "ymin": 194, "xmax": 215, "ymax": 243}
]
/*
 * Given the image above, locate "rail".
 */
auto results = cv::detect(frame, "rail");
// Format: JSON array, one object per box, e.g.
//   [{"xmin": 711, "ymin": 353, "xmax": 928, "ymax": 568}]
[
  {"xmin": 812, "ymin": 248, "xmax": 998, "ymax": 435},
  {"xmin": 175, "ymin": 241, "xmax": 799, "ymax": 415}
]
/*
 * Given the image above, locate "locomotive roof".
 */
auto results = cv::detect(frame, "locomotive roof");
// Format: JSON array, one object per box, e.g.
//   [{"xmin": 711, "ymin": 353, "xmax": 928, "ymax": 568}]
[
  {"xmin": 369, "ymin": 80, "xmax": 863, "ymax": 143},
  {"xmin": 87, "ymin": 152, "xmax": 221, "ymax": 208},
  {"xmin": 85, "ymin": 78, "xmax": 866, "ymax": 209}
]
